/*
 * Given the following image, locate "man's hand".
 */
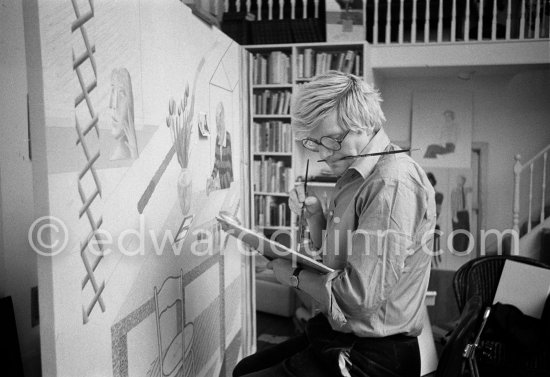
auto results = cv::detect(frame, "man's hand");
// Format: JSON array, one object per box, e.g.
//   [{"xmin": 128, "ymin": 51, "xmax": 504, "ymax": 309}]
[
  {"xmin": 266, "ymin": 258, "xmax": 294, "ymax": 286},
  {"xmin": 289, "ymin": 185, "xmax": 323, "ymax": 218}
]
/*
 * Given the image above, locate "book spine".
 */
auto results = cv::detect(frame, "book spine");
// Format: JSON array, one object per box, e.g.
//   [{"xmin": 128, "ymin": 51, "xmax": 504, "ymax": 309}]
[
  {"xmin": 325, "ymin": 53, "xmax": 332, "ymax": 74},
  {"xmin": 260, "ymin": 55, "xmax": 267, "ymax": 85},
  {"xmin": 304, "ymin": 49, "xmax": 312, "ymax": 78},
  {"xmin": 336, "ymin": 52, "xmax": 345, "ymax": 72},
  {"xmin": 297, "ymin": 53, "xmax": 304, "ymax": 78},
  {"xmin": 343, "ymin": 50, "xmax": 356, "ymax": 74}
]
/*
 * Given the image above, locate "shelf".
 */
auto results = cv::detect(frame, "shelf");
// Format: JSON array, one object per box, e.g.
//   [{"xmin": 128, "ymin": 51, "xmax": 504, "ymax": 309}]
[
  {"xmin": 252, "ymin": 84, "xmax": 293, "ymax": 89},
  {"xmin": 295, "ymin": 181, "xmax": 336, "ymax": 188},
  {"xmin": 254, "ymin": 192, "xmax": 289, "ymax": 197},
  {"xmin": 253, "ymin": 114, "xmax": 291, "ymax": 119},
  {"xmin": 257, "ymin": 226, "xmax": 293, "ymax": 231},
  {"xmin": 253, "ymin": 152, "xmax": 292, "ymax": 157}
]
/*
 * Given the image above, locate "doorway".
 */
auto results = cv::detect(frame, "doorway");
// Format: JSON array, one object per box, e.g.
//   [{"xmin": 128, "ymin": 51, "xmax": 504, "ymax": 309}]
[{"xmin": 427, "ymin": 142, "xmax": 487, "ymax": 271}]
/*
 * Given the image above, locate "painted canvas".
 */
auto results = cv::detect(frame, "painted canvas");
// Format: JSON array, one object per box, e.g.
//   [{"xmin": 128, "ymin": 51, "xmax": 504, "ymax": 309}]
[
  {"xmin": 411, "ymin": 91, "xmax": 473, "ymax": 168},
  {"xmin": 425, "ymin": 168, "xmax": 476, "ymax": 271},
  {"xmin": 326, "ymin": 0, "xmax": 365, "ymax": 42},
  {"xmin": 30, "ymin": 0, "xmax": 247, "ymax": 376}
]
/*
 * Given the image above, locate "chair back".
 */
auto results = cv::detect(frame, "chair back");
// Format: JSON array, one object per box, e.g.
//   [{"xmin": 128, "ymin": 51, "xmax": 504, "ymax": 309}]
[
  {"xmin": 462, "ymin": 256, "xmax": 549, "ymax": 309},
  {"xmin": 453, "ymin": 258, "xmax": 477, "ymax": 312}
]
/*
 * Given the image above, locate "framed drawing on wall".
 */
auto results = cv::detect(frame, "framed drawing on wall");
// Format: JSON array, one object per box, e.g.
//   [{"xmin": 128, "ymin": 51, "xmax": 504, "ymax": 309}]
[
  {"xmin": 411, "ymin": 91, "xmax": 473, "ymax": 169},
  {"xmin": 326, "ymin": 0, "xmax": 365, "ymax": 42}
]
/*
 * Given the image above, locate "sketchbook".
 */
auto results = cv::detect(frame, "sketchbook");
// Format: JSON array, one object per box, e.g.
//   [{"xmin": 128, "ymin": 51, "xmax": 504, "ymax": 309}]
[{"xmin": 216, "ymin": 214, "xmax": 334, "ymax": 274}]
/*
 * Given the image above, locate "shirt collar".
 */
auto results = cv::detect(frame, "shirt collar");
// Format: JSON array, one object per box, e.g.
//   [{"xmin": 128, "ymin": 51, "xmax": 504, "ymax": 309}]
[{"xmin": 349, "ymin": 128, "xmax": 391, "ymax": 179}]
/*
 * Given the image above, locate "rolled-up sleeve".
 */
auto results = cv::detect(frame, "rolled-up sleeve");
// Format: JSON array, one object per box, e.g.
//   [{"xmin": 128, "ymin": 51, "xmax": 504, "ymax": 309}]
[{"xmin": 322, "ymin": 178, "xmax": 427, "ymax": 328}]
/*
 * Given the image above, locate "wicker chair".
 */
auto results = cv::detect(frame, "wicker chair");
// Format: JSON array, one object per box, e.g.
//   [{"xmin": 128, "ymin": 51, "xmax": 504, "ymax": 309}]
[
  {"xmin": 453, "ymin": 255, "xmax": 549, "ymax": 312},
  {"xmin": 452, "ymin": 255, "xmax": 550, "ymax": 376}
]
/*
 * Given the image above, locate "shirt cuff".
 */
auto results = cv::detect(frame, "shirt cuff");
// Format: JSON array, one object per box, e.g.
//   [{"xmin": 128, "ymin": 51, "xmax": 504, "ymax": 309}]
[{"xmin": 321, "ymin": 271, "xmax": 348, "ymax": 327}]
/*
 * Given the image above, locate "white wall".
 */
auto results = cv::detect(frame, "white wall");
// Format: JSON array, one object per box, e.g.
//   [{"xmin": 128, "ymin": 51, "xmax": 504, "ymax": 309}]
[
  {"xmin": 0, "ymin": 168, "xmax": 4, "ymax": 298},
  {"xmin": 0, "ymin": 0, "xmax": 41, "ymax": 375},
  {"xmin": 378, "ymin": 68, "xmax": 550, "ymax": 238}
]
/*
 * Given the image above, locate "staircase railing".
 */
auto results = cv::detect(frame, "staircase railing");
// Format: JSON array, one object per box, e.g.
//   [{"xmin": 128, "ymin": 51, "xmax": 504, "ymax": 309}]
[
  {"xmin": 223, "ymin": 0, "xmax": 550, "ymax": 44},
  {"xmin": 513, "ymin": 144, "xmax": 550, "ymax": 237}
]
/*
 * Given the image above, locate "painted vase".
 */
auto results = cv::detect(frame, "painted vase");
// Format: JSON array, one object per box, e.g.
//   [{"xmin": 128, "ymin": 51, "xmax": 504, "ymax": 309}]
[{"xmin": 177, "ymin": 168, "xmax": 192, "ymax": 215}]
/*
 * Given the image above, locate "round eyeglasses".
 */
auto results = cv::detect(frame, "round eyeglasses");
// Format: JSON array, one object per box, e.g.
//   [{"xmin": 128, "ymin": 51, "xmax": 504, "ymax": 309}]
[{"xmin": 301, "ymin": 130, "xmax": 350, "ymax": 152}]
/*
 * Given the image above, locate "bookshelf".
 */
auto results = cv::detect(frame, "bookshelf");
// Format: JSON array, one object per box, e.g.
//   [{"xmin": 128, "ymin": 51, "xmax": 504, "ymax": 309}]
[{"xmin": 246, "ymin": 42, "xmax": 367, "ymax": 249}]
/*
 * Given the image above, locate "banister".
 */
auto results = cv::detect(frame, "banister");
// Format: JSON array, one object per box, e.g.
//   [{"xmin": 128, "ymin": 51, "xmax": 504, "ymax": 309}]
[{"xmin": 519, "ymin": 144, "xmax": 550, "ymax": 172}]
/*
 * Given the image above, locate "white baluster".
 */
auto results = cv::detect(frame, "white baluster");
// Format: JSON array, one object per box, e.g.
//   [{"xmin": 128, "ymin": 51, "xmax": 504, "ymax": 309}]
[
  {"xmin": 528, "ymin": 162, "xmax": 534, "ymax": 232},
  {"xmin": 291, "ymin": 0, "xmax": 295, "ymax": 19},
  {"xmin": 279, "ymin": 0, "xmax": 284, "ymax": 19},
  {"xmin": 412, "ymin": 0, "xmax": 417, "ymax": 43},
  {"xmin": 399, "ymin": 0, "xmax": 404, "ymax": 43},
  {"xmin": 387, "ymin": 0, "xmax": 393, "ymax": 44},
  {"xmin": 513, "ymin": 155, "xmax": 521, "ymax": 236},
  {"xmin": 451, "ymin": 0, "xmax": 457, "ymax": 41},
  {"xmin": 478, "ymin": 0, "xmax": 484, "ymax": 40},
  {"xmin": 374, "ymin": 0, "xmax": 380, "ymax": 44},
  {"xmin": 247, "ymin": 0, "xmax": 251, "ymax": 14},
  {"xmin": 543, "ymin": 0, "xmax": 549, "ymax": 38},
  {"xmin": 268, "ymin": 0, "xmax": 273, "ymax": 20},
  {"xmin": 465, "ymin": 0, "xmax": 470, "ymax": 41},
  {"xmin": 534, "ymin": 0, "xmax": 541, "ymax": 38},
  {"xmin": 438, "ymin": 0, "xmax": 443, "ymax": 42},
  {"xmin": 541, "ymin": 152, "xmax": 547, "ymax": 223},
  {"xmin": 258, "ymin": 0, "xmax": 262, "ymax": 21},
  {"xmin": 492, "ymin": 0, "xmax": 498, "ymax": 40},
  {"xmin": 425, "ymin": 0, "xmax": 431, "ymax": 42},
  {"xmin": 506, "ymin": 0, "xmax": 512, "ymax": 39},
  {"xmin": 303, "ymin": 0, "xmax": 307, "ymax": 19},
  {"xmin": 520, "ymin": 0, "xmax": 526, "ymax": 39},
  {"xmin": 314, "ymin": 0, "xmax": 319, "ymax": 18}
]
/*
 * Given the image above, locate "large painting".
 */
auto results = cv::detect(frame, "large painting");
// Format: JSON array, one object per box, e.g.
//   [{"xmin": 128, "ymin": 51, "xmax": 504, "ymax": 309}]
[
  {"xmin": 411, "ymin": 91, "xmax": 473, "ymax": 168},
  {"xmin": 31, "ymin": 0, "xmax": 246, "ymax": 375}
]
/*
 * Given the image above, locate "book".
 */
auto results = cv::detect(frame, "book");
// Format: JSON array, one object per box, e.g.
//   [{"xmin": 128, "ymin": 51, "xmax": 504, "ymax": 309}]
[
  {"xmin": 217, "ymin": 214, "xmax": 334, "ymax": 273},
  {"xmin": 343, "ymin": 50, "xmax": 356, "ymax": 74}
]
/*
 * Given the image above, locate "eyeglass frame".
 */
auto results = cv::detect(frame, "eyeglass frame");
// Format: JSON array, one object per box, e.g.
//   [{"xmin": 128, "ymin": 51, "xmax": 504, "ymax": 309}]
[{"xmin": 301, "ymin": 129, "xmax": 351, "ymax": 152}]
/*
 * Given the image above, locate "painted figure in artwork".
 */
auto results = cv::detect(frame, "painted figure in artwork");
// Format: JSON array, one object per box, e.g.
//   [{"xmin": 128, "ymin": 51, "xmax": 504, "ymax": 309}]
[
  {"xmin": 109, "ymin": 67, "xmax": 139, "ymax": 161},
  {"xmin": 333, "ymin": 0, "xmax": 363, "ymax": 31},
  {"xmin": 427, "ymin": 172, "xmax": 444, "ymax": 267},
  {"xmin": 451, "ymin": 174, "xmax": 472, "ymax": 252},
  {"xmin": 423, "ymin": 109, "xmax": 458, "ymax": 159},
  {"xmin": 207, "ymin": 102, "xmax": 233, "ymax": 194}
]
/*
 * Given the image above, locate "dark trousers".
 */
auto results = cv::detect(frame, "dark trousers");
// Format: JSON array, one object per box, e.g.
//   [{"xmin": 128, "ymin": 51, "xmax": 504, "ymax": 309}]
[
  {"xmin": 452, "ymin": 210, "xmax": 470, "ymax": 253},
  {"xmin": 233, "ymin": 315, "xmax": 420, "ymax": 377}
]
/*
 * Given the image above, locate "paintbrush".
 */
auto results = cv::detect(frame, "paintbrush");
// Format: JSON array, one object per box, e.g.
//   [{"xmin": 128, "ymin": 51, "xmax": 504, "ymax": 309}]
[{"xmin": 317, "ymin": 148, "xmax": 420, "ymax": 163}]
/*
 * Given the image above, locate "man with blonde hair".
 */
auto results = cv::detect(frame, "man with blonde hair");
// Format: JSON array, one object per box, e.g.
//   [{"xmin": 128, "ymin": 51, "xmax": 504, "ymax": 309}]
[{"xmin": 233, "ymin": 71, "xmax": 436, "ymax": 377}]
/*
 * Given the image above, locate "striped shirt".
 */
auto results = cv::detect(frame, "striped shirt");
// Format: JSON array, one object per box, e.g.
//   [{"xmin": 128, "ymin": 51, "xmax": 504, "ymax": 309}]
[{"xmin": 316, "ymin": 129, "xmax": 436, "ymax": 337}]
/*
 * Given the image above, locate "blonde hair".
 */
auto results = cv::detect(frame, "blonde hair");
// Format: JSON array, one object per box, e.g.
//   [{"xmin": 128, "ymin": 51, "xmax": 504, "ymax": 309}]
[{"xmin": 291, "ymin": 71, "xmax": 385, "ymax": 138}]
